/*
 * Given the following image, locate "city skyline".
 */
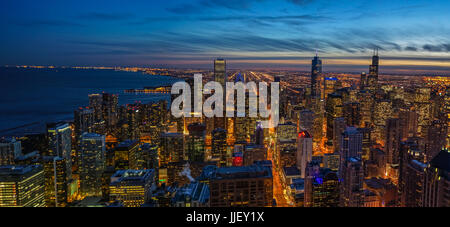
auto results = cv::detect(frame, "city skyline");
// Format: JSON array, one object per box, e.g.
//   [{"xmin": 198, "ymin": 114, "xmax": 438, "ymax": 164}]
[{"xmin": 1, "ymin": 0, "xmax": 449, "ymax": 74}]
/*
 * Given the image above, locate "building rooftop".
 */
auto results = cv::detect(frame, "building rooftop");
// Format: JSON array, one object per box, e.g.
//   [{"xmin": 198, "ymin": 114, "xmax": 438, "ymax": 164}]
[
  {"xmin": 209, "ymin": 164, "xmax": 272, "ymax": 180},
  {"xmin": 0, "ymin": 165, "xmax": 43, "ymax": 181}
]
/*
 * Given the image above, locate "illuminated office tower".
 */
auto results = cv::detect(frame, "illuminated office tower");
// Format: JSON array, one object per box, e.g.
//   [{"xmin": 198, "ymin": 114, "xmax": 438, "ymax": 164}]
[
  {"xmin": 359, "ymin": 127, "xmax": 372, "ymax": 160},
  {"xmin": 42, "ymin": 156, "xmax": 67, "ymax": 207},
  {"xmin": 135, "ymin": 143, "xmax": 158, "ymax": 170},
  {"xmin": 234, "ymin": 117, "xmax": 248, "ymax": 142},
  {"xmin": 310, "ymin": 53, "xmax": 322, "ymax": 98},
  {"xmin": 80, "ymin": 133, "xmax": 105, "ymax": 196},
  {"xmin": 297, "ymin": 131, "xmax": 312, "ymax": 178},
  {"xmin": 0, "ymin": 165, "xmax": 45, "ymax": 207},
  {"xmin": 399, "ymin": 110, "xmax": 419, "ymax": 140},
  {"xmin": 102, "ymin": 93, "xmax": 119, "ymax": 128},
  {"xmin": 0, "ymin": 138, "xmax": 22, "ymax": 165},
  {"xmin": 109, "ymin": 169, "xmax": 155, "ymax": 207},
  {"xmin": 372, "ymin": 99, "xmax": 393, "ymax": 142},
  {"xmin": 343, "ymin": 102, "xmax": 361, "ymax": 127},
  {"xmin": 398, "ymin": 148, "xmax": 426, "ymax": 207},
  {"xmin": 333, "ymin": 117, "xmax": 346, "ymax": 153},
  {"xmin": 414, "ymin": 87, "xmax": 432, "ymax": 137},
  {"xmin": 385, "ymin": 118, "xmax": 402, "ymax": 166},
  {"xmin": 243, "ymin": 144, "xmax": 266, "ymax": 166},
  {"xmin": 254, "ymin": 122, "xmax": 264, "ymax": 145},
  {"xmin": 324, "ymin": 77, "xmax": 338, "ymax": 99},
  {"xmin": 326, "ymin": 93, "xmax": 343, "ymax": 144},
  {"xmin": 366, "ymin": 50, "xmax": 379, "ymax": 92},
  {"xmin": 424, "ymin": 120, "xmax": 447, "ymax": 162},
  {"xmin": 299, "ymin": 109, "xmax": 314, "ymax": 133},
  {"xmin": 114, "ymin": 140, "xmax": 139, "ymax": 170},
  {"xmin": 74, "ymin": 107, "xmax": 95, "ymax": 138},
  {"xmin": 304, "ymin": 161, "xmax": 339, "ymax": 207},
  {"xmin": 211, "ymin": 128, "xmax": 227, "ymax": 166},
  {"xmin": 214, "ymin": 58, "xmax": 226, "ymax": 87},
  {"xmin": 340, "ymin": 127, "xmax": 363, "ymax": 171},
  {"xmin": 160, "ymin": 133, "xmax": 184, "ymax": 166},
  {"xmin": 47, "ymin": 122, "xmax": 72, "ymax": 182},
  {"xmin": 88, "ymin": 93, "xmax": 103, "ymax": 122},
  {"xmin": 187, "ymin": 123, "xmax": 206, "ymax": 162},
  {"xmin": 360, "ymin": 72, "xmax": 367, "ymax": 90},
  {"xmin": 423, "ymin": 149, "xmax": 449, "ymax": 207},
  {"xmin": 214, "ymin": 58, "xmax": 227, "ymax": 130},
  {"xmin": 277, "ymin": 122, "xmax": 297, "ymax": 142},
  {"xmin": 209, "ymin": 164, "xmax": 273, "ymax": 207},
  {"xmin": 340, "ymin": 156, "xmax": 364, "ymax": 207},
  {"xmin": 358, "ymin": 90, "xmax": 374, "ymax": 128}
]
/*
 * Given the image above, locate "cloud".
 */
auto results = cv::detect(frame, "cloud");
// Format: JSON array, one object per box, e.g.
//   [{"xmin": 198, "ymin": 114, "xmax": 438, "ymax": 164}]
[
  {"xmin": 422, "ymin": 44, "xmax": 450, "ymax": 52},
  {"xmin": 405, "ymin": 46, "xmax": 418, "ymax": 51}
]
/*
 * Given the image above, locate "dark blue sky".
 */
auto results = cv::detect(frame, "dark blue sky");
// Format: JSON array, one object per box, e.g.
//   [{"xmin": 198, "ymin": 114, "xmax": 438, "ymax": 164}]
[{"xmin": 1, "ymin": 0, "xmax": 449, "ymax": 73}]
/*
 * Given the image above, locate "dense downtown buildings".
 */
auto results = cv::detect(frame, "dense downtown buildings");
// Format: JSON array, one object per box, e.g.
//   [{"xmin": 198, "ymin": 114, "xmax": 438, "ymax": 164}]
[{"xmin": 0, "ymin": 51, "xmax": 448, "ymax": 208}]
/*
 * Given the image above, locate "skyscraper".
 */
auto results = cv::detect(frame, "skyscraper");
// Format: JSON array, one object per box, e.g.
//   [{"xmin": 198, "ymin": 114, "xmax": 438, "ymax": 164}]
[
  {"xmin": 367, "ymin": 49, "xmax": 379, "ymax": 91},
  {"xmin": 42, "ymin": 156, "xmax": 68, "ymax": 207},
  {"xmin": 47, "ymin": 122, "xmax": 72, "ymax": 182},
  {"xmin": 297, "ymin": 131, "xmax": 312, "ymax": 178},
  {"xmin": 80, "ymin": 133, "xmax": 106, "ymax": 197},
  {"xmin": 187, "ymin": 123, "xmax": 206, "ymax": 162},
  {"xmin": 340, "ymin": 157, "xmax": 364, "ymax": 207},
  {"xmin": 0, "ymin": 165, "xmax": 45, "ymax": 207},
  {"xmin": 214, "ymin": 58, "xmax": 226, "ymax": 87},
  {"xmin": 423, "ymin": 149, "xmax": 449, "ymax": 207},
  {"xmin": 214, "ymin": 58, "xmax": 227, "ymax": 130},
  {"xmin": 311, "ymin": 53, "xmax": 322, "ymax": 97},
  {"xmin": 304, "ymin": 161, "xmax": 339, "ymax": 207},
  {"xmin": 211, "ymin": 128, "xmax": 227, "ymax": 166},
  {"xmin": 0, "ymin": 138, "xmax": 22, "ymax": 166}
]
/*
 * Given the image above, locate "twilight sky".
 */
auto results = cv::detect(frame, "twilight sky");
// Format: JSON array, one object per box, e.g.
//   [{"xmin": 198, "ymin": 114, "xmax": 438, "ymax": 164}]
[{"xmin": 1, "ymin": 0, "xmax": 449, "ymax": 74}]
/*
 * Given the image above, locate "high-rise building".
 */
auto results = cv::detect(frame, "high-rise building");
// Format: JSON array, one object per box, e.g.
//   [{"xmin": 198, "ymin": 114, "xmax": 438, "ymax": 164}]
[
  {"xmin": 423, "ymin": 149, "xmax": 449, "ymax": 207},
  {"xmin": 304, "ymin": 161, "xmax": 339, "ymax": 207},
  {"xmin": 340, "ymin": 126, "xmax": 363, "ymax": 170},
  {"xmin": 326, "ymin": 93, "xmax": 343, "ymax": 144},
  {"xmin": 74, "ymin": 107, "xmax": 95, "ymax": 138},
  {"xmin": 47, "ymin": 122, "xmax": 72, "ymax": 182},
  {"xmin": 109, "ymin": 169, "xmax": 156, "ymax": 207},
  {"xmin": 299, "ymin": 109, "xmax": 314, "ymax": 133},
  {"xmin": 214, "ymin": 58, "xmax": 227, "ymax": 130},
  {"xmin": 102, "ymin": 93, "xmax": 119, "ymax": 128},
  {"xmin": 340, "ymin": 157, "xmax": 364, "ymax": 207},
  {"xmin": 297, "ymin": 131, "xmax": 312, "ymax": 178},
  {"xmin": 243, "ymin": 144, "xmax": 266, "ymax": 166},
  {"xmin": 360, "ymin": 72, "xmax": 367, "ymax": 90},
  {"xmin": 88, "ymin": 93, "xmax": 103, "ymax": 122},
  {"xmin": 311, "ymin": 53, "xmax": 322, "ymax": 97},
  {"xmin": 366, "ymin": 50, "xmax": 379, "ymax": 91},
  {"xmin": 187, "ymin": 123, "xmax": 206, "ymax": 162},
  {"xmin": 80, "ymin": 133, "xmax": 106, "ymax": 196},
  {"xmin": 160, "ymin": 133, "xmax": 184, "ymax": 166},
  {"xmin": 208, "ymin": 164, "xmax": 273, "ymax": 207},
  {"xmin": 385, "ymin": 118, "xmax": 402, "ymax": 166},
  {"xmin": 0, "ymin": 165, "xmax": 45, "ymax": 207},
  {"xmin": 114, "ymin": 140, "xmax": 139, "ymax": 170},
  {"xmin": 0, "ymin": 137, "xmax": 22, "ymax": 165},
  {"xmin": 343, "ymin": 102, "xmax": 361, "ymax": 127},
  {"xmin": 42, "ymin": 156, "xmax": 68, "ymax": 207},
  {"xmin": 211, "ymin": 128, "xmax": 227, "ymax": 166}
]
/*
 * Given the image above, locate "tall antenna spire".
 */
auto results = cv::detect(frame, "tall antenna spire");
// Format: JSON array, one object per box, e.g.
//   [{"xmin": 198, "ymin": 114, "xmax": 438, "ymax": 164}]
[{"xmin": 315, "ymin": 49, "xmax": 318, "ymax": 57}]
